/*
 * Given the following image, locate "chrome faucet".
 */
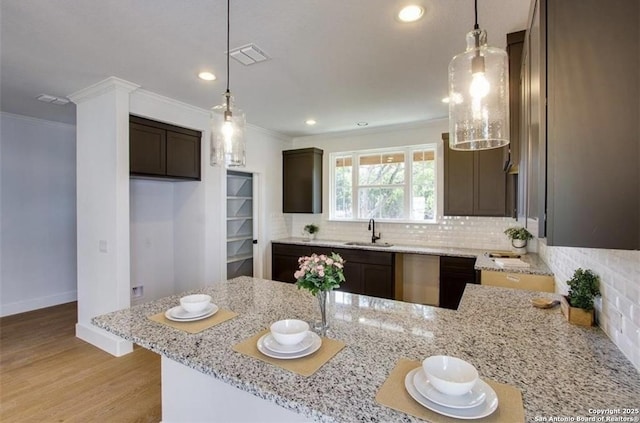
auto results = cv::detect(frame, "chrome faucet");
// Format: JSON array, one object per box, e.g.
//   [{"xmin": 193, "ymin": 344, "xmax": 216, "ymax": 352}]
[{"xmin": 368, "ymin": 218, "xmax": 381, "ymax": 243}]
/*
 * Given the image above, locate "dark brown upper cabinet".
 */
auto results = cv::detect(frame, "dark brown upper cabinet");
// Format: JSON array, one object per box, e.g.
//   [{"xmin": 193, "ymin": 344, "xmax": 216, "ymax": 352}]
[
  {"xmin": 129, "ymin": 115, "xmax": 201, "ymax": 181},
  {"xmin": 282, "ymin": 148, "xmax": 323, "ymax": 213},
  {"xmin": 443, "ymin": 133, "xmax": 507, "ymax": 217},
  {"xmin": 505, "ymin": 30, "xmax": 525, "ymax": 175},
  {"xmin": 520, "ymin": 0, "xmax": 639, "ymax": 249}
]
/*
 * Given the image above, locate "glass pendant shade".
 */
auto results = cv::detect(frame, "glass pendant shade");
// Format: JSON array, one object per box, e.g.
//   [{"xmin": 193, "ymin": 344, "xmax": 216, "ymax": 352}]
[
  {"xmin": 448, "ymin": 29, "xmax": 509, "ymax": 151},
  {"xmin": 210, "ymin": 93, "xmax": 246, "ymax": 167}
]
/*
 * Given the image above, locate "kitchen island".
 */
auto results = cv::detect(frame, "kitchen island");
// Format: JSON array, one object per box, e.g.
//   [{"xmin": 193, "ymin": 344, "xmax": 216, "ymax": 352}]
[{"xmin": 93, "ymin": 277, "xmax": 640, "ymax": 422}]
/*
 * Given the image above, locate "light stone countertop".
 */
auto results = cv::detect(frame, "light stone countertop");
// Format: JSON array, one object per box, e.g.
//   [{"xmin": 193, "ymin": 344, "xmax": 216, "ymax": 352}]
[
  {"xmin": 274, "ymin": 237, "xmax": 554, "ymax": 276},
  {"xmin": 93, "ymin": 277, "xmax": 640, "ymax": 423}
]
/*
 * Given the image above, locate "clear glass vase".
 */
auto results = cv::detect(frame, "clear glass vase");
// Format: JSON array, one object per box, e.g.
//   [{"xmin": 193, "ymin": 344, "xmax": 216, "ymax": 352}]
[{"xmin": 313, "ymin": 290, "xmax": 328, "ymax": 336}]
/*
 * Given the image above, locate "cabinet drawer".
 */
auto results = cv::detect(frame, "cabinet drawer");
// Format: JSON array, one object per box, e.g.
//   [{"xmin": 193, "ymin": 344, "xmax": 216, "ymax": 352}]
[
  {"xmin": 481, "ymin": 270, "xmax": 554, "ymax": 293},
  {"xmin": 272, "ymin": 243, "xmax": 332, "ymax": 257}
]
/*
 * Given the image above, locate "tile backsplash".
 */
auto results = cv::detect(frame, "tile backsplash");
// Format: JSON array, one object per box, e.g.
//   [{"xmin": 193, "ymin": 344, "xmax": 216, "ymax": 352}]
[
  {"xmin": 290, "ymin": 215, "xmax": 520, "ymax": 251},
  {"xmin": 539, "ymin": 242, "xmax": 640, "ymax": 372}
]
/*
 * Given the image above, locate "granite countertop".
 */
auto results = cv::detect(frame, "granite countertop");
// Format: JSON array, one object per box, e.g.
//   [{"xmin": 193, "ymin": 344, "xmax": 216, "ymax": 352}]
[
  {"xmin": 274, "ymin": 237, "xmax": 553, "ymax": 276},
  {"xmin": 93, "ymin": 277, "xmax": 639, "ymax": 422}
]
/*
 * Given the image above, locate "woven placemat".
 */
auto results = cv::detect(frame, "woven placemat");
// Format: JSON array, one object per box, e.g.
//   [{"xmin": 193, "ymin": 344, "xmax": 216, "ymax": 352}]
[
  {"xmin": 375, "ymin": 358, "xmax": 525, "ymax": 423},
  {"xmin": 148, "ymin": 308, "xmax": 237, "ymax": 334},
  {"xmin": 233, "ymin": 329, "xmax": 346, "ymax": 377}
]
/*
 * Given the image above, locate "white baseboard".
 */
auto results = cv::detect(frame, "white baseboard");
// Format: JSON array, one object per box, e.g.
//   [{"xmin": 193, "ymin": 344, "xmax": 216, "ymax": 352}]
[
  {"xmin": 75, "ymin": 322, "xmax": 133, "ymax": 357},
  {"xmin": 0, "ymin": 290, "xmax": 77, "ymax": 317}
]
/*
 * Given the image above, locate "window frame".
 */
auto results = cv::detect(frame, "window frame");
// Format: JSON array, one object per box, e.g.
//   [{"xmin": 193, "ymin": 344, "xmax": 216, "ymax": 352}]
[{"xmin": 329, "ymin": 144, "xmax": 438, "ymax": 223}]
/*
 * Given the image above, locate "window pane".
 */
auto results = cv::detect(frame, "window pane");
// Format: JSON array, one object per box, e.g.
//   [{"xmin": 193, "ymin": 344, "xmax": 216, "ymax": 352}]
[
  {"xmin": 334, "ymin": 156, "xmax": 353, "ymax": 218},
  {"xmin": 411, "ymin": 150, "xmax": 436, "ymax": 220},
  {"xmin": 358, "ymin": 187, "xmax": 404, "ymax": 219},
  {"xmin": 358, "ymin": 153, "xmax": 404, "ymax": 186}
]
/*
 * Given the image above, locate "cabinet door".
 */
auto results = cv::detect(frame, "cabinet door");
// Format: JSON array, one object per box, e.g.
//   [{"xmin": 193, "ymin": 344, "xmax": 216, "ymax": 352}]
[
  {"xmin": 130, "ymin": 123, "xmax": 166, "ymax": 176},
  {"xmin": 271, "ymin": 254, "xmax": 299, "ymax": 283},
  {"xmin": 362, "ymin": 264, "xmax": 394, "ymax": 299},
  {"xmin": 474, "ymin": 148, "xmax": 507, "ymax": 216},
  {"xmin": 545, "ymin": 0, "xmax": 639, "ymax": 249},
  {"xmin": 438, "ymin": 274, "xmax": 472, "ymax": 310},
  {"xmin": 439, "ymin": 256, "xmax": 477, "ymax": 310},
  {"xmin": 339, "ymin": 262, "xmax": 363, "ymax": 294},
  {"xmin": 444, "ymin": 137, "xmax": 507, "ymax": 217},
  {"xmin": 282, "ymin": 148, "xmax": 323, "ymax": 213},
  {"xmin": 526, "ymin": 0, "xmax": 546, "ymax": 236},
  {"xmin": 166, "ymin": 131, "xmax": 201, "ymax": 180},
  {"xmin": 443, "ymin": 140, "xmax": 474, "ymax": 216}
]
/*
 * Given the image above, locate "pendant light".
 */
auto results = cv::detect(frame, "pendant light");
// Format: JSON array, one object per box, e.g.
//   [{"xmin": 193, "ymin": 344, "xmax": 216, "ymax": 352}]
[
  {"xmin": 211, "ymin": 0, "xmax": 246, "ymax": 167},
  {"xmin": 448, "ymin": 0, "xmax": 509, "ymax": 151}
]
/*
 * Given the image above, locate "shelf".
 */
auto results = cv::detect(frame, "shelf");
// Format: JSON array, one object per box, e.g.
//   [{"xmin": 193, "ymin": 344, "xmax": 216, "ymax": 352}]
[
  {"xmin": 227, "ymin": 216, "xmax": 253, "ymax": 221},
  {"xmin": 227, "ymin": 236, "xmax": 253, "ymax": 242},
  {"xmin": 227, "ymin": 253, "xmax": 253, "ymax": 264},
  {"xmin": 227, "ymin": 196, "xmax": 252, "ymax": 200}
]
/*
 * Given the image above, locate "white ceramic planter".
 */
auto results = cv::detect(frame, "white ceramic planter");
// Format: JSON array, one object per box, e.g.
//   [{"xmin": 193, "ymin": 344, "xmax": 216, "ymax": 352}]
[{"xmin": 511, "ymin": 238, "xmax": 527, "ymax": 254}]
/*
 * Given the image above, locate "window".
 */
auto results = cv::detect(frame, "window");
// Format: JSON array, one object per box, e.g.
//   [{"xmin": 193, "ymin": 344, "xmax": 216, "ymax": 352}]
[{"xmin": 330, "ymin": 145, "xmax": 437, "ymax": 221}]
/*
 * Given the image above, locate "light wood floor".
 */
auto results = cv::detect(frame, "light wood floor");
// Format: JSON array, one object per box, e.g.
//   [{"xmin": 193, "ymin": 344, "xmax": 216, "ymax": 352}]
[{"xmin": 0, "ymin": 302, "xmax": 161, "ymax": 422}]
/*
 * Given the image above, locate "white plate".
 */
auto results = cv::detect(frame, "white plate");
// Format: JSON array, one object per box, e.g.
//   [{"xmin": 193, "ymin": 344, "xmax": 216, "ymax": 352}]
[
  {"xmin": 257, "ymin": 332, "xmax": 322, "ymax": 359},
  {"xmin": 404, "ymin": 368, "xmax": 498, "ymax": 420},
  {"xmin": 413, "ymin": 368, "xmax": 489, "ymax": 409},
  {"xmin": 165, "ymin": 303, "xmax": 218, "ymax": 322},
  {"xmin": 262, "ymin": 331, "xmax": 315, "ymax": 354}
]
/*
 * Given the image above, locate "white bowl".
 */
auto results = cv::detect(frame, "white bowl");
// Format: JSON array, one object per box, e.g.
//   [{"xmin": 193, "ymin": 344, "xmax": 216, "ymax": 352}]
[
  {"xmin": 180, "ymin": 294, "xmax": 212, "ymax": 313},
  {"xmin": 270, "ymin": 319, "xmax": 309, "ymax": 346},
  {"xmin": 422, "ymin": 355, "xmax": 479, "ymax": 396}
]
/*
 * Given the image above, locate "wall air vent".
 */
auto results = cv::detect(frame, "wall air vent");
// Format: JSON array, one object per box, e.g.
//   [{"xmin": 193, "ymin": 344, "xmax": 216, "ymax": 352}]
[{"xmin": 228, "ymin": 43, "xmax": 270, "ymax": 66}]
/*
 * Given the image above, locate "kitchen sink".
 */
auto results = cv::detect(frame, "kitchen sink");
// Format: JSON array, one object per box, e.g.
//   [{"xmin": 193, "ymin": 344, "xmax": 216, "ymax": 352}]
[{"xmin": 344, "ymin": 241, "xmax": 394, "ymax": 248}]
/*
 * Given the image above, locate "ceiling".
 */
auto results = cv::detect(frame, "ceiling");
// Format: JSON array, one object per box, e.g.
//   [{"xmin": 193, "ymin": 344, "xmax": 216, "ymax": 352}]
[{"xmin": 0, "ymin": 0, "xmax": 530, "ymax": 137}]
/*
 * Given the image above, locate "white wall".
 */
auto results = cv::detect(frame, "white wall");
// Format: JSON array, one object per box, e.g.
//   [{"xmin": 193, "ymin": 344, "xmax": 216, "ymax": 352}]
[
  {"xmin": 71, "ymin": 78, "xmax": 137, "ymax": 356},
  {"xmin": 243, "ymin": 126, "xmax": 293, "ymax": 279},
  {"xmin": 130, "ymin": 180, "xmax": 175, "ymax": 305},
  {"xmin": 0, "ymin": 113, "xmax": 77, "ymax": 316},
  {"xmin": 289, "ymin": 119, "xmax": 516, "ymax": 251}
]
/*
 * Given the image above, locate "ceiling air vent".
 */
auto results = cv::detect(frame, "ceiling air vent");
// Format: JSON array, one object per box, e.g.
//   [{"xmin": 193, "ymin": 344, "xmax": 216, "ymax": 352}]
[
  {"xmin": 37, "ymin": 94, "xmax": 70, "ymax": 105},
  {"xmin": 228, "ymin": 44, "xmax": 270, "ymax": 66}
]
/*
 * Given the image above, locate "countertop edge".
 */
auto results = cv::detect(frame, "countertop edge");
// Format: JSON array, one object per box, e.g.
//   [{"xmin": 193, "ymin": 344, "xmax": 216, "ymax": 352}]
[{"xmin": 91, "ymin": 315, "xmax": 336, "ymax": 423}]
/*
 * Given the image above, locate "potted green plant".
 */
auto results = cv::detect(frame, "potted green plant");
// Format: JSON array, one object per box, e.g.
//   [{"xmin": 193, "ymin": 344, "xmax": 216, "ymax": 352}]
[
  {"xmin": 503, "ymin": 227, "xmax": 533, "ymax": 252},
  {"xmin": 560, "ymin": 268, "xmax": 600, "ymax": 327},
  {"xmin": 303, "ymin": 223, "xmax": 319, "ymax": 241}
]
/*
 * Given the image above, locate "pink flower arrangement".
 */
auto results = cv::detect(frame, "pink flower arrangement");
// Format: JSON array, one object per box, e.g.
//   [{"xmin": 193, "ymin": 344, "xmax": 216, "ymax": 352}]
[{"xmin": 294, "ymin": 252, "xmax": 346, "ymax": 295}]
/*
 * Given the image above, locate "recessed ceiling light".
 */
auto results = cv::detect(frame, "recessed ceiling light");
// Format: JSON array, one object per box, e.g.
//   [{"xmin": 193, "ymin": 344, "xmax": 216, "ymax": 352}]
[
  {"xmin": 198, "ymin": 72, "xmax": 216, "ymax": 81},
  {"xmin": 305, "ymin": 119, "xmax": 317, "ymax": 126},
  {"xmin": 398, "ymin": 5, "xmax": 424, "ymax": 23},
  {"xmin": 357, "ymin": 122, "xmax": 368, "ymax": 127}
]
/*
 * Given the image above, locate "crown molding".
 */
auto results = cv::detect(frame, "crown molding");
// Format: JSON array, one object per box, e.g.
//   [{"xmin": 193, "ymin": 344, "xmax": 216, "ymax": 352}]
[
  {"xmin": 68, "ymin": 77, "xmax": 140, "ymax": 104},
  {"xmin": 0, "ymin": 111, "xmax": 76, "ymax": 129}
]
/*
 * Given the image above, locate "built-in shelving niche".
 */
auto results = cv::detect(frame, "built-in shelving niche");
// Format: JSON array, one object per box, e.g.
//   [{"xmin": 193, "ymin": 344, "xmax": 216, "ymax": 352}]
[{"xmin": 226, "ymin": 170, "xmax": 254, "ymax": 278}]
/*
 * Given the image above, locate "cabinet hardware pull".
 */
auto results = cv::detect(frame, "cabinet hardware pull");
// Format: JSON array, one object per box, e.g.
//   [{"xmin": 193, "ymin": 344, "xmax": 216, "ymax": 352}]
[{"xmin": 506, "ymin": 275, "xmax": 520, "ymax": 283}]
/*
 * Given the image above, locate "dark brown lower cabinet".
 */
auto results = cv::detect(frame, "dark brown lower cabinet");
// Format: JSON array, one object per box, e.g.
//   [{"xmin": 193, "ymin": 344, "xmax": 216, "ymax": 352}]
[
  {"xmin": 439, "ymin": 256, "xmax": 478, "ymax": 310},
  {"xmin": 271, "ymin": 243, "xmax": 395, "ymax": 300}
]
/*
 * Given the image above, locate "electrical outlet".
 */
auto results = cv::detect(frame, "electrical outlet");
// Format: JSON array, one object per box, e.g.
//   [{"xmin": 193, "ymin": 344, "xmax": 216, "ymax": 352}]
[
  {"xmin": 131, "ymin": 285, "xmax": 144, "ymax": 298},
  {"xmin": 618, "ymin": 311, "xmax": 624, "ymax": 334}
]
